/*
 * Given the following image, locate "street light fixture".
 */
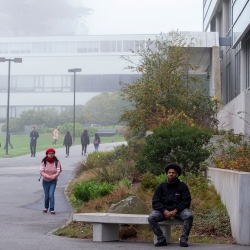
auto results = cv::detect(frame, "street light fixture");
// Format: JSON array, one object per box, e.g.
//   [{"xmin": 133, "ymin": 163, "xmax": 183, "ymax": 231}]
[
  {"xmin": 68, "ymin": 68, "xmax": 81, "ymax": 143},
  {"xmin": 0, "ymin": 57, "xmax": 22, "ymax": 157}
]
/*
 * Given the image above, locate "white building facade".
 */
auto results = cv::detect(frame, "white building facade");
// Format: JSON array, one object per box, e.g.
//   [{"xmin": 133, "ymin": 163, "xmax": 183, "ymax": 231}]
[
  {"xmin": 0, "ymin": 33, "xmax": 218, "ymax": 123},
  {"xmin": 203, "ymin": 0, "xmax": 250, "ymax": 134}
]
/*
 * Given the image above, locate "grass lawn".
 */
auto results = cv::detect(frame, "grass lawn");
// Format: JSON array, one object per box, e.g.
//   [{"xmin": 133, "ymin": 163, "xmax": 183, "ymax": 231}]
[{"xmin": 0, "ymin": 133, "xmax": 125, "ymax": 158}]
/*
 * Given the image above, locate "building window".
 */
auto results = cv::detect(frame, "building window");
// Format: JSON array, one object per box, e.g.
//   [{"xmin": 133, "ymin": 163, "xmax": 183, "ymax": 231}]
[
  {"xmin": 100, "ymin": 41, "xmax": 110, "ymax": 52},
  {"xmin": 32, "ymin": 42, "xmax": 43, "ymax": 53},
  {"xmin": 123, "ymin": 40, "xmax": 134, "ymax": 52},
  {"xmin": 77, "ymin": 41, "xmax": 88, "ymax": 53},
  {"xmin": 226, "ymin": 63, "xmax": 231, "ymax": 103},
  {"xmin": 235, "ymin": 43, "xmax": 241, "ymax": 96},
  {"xmin": 247, "ymin": 33, "xmax": 250, "ymax": 89},
  {"xmin": 54, "ymin": 42, "xmax": 70, "ymax": 53}
]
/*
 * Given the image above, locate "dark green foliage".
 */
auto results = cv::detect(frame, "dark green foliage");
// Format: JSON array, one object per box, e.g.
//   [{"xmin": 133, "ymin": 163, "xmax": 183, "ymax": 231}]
[
  {"xmin": 135, "ymin": 122, "xmax": 212, "ymax": 175},
  {"xmin": 140, "ymin": 172, "xmax": 159, "ymax": 191},
  {"xmin": 73, "ymin": 181, "xmax": 115, "ymax": 202},
  {"xmin": 59, "ymin": 122, "xmax": 84, "ymax": 137}
]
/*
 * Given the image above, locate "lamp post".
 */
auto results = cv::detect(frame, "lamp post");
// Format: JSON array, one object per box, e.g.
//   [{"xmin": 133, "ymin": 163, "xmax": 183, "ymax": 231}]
[
  {"xmin": 68, "ymin": 68, "xmax": 81, "ymax": 143},
  {"xmin": 0, "ymin": 57, "xmax": 22, "ymax": 157}
]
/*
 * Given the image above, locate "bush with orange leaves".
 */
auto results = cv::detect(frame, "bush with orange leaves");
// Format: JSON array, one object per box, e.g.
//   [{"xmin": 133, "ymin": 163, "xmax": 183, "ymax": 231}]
[{"xmin": 209, "ymin": 129, "xmax": 250, "ymax": 172}]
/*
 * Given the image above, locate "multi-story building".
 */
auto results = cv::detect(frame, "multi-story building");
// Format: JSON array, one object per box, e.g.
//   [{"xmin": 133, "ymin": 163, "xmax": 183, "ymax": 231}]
[
  {"xmin": 203, "ymin": 0, "xmax": 250, "ymax": 134},
  {"xmin": 0, "ymin": 33, "xmax": 218, "ymax": 122}
]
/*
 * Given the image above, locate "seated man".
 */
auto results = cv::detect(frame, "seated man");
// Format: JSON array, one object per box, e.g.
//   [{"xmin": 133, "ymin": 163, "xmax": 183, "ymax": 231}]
[{"xmin": 148, "ymin": 163, "xmax": 193, "ymax": 247}]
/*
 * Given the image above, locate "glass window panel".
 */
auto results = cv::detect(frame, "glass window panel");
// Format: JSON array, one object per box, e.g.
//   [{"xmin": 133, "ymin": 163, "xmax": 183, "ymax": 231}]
[
  {"xmin": 0, "ymin": 43, "xmax": 3, "ymax": 53},
  {"xmin": 10, "ymin": 43, "xmax": 20, "ymax": 53},
  {"xmin": 117, "ymin": 41, "xmax": 122, "ymax": 52},
  {"xmin": 44, "ymin": 76, "xmax": 53, "ymax": 87},
  {"xmin": 53, "ymin": 76, "xmax": 61, "ymax": 88},
  {"xmin": 71, "ymin": 42, "xmax": 77, "ymax": 53},
  {"xmin": 21, "ymin": 43, "xmax": 26, "ymax": 53},
  {"xmin": 123, "ymin": 40, "xmax": 134, "ymax": 52},
  {"xmin": 32, "ymin": 42, "xmax": 43, "ymax": 53},
  {"xmin": 77, "ymin": 41, "xmax": 88, "ymax": 53},
  {"xmin": 4, "ymin": 43, "xmax": 9, "ymax": 53},
  {"xmin": 0, "ymin": 107, "xmax": 6, "ymax": 118},
  {"xmin": 94, "ymin": 41, "xmax": 99, "ymax": 52},
  {"xmin": 16, "ymin": 76, "xmax": 34, "ymax": 88},
  {"xmin": 88, "ymin": 41, "xmax": 93, "ymax": 52},
  {"xmin": 54, "ymin": 42, "xmax": 70, "ymax": 53},
  {"xmin": 26, "ymin": 43, "xmax": 31, "ymax": 53},
  {"xmin": 111, "ymin": 41, "xmax": 116, "ymax": 52},
  {"xmin": 100, "ymin": 41, "xmax": 110, "ymax": 52}
]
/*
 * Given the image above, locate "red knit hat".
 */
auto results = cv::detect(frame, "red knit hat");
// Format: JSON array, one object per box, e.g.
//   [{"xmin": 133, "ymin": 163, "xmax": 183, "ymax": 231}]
[{"xmin": 46, "ymin": 148, "xmax": 56, "ymax": 155}]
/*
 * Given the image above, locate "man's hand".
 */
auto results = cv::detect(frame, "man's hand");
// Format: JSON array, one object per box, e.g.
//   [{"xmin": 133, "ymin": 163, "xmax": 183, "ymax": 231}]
[
  {"xmin": 169, "ymin": 209, "xmax": 177, "ymax": 219},
  {"xmin": 163, "ymin": 210, "xmax": 170, "ymax": 218},
  {"xmin": 163, "ymin": 209, "xmax": 177, "ymax": 219}
]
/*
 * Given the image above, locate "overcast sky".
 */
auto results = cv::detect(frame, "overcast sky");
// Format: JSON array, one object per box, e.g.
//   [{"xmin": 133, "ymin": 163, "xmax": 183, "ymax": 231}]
[{"xmin": 82, "ymin": 0, "xmax": 203, "ymax": 35}]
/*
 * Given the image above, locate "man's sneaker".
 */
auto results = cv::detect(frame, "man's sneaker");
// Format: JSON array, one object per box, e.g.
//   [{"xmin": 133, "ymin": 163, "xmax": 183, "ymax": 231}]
[
  {"xmin": 154, "ymin": 240, "xmax": 167, "ymax": 247},
  {"xmin": 50, "ymin": 211, "xmax": 56, "ymax": 214},
  {"xmin": 179, "ymin": 239, "xmax": 189, "ymax": 247},
  {"xmin": 42, "ymin": 209, "xmax": 47, "ymax": 213}
]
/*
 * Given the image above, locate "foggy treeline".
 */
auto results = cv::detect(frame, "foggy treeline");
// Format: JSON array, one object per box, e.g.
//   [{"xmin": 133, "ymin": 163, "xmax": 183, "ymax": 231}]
[{"xmin": 0, "ymin": 0, "xmax": 92, "ymax": 37}]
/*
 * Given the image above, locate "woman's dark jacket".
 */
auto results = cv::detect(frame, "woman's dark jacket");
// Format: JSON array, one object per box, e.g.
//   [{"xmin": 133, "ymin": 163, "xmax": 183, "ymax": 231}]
[
  {"xmin": 63, "ymin": 135, "xmax": 72, "ymax": 146},
  {"xmin": 81, "ymin": 134, "xmax": 90, "ymax": 145},
  {"xmin": 152, "ymin": 178, "xmax": 191, "ymax": 213}
]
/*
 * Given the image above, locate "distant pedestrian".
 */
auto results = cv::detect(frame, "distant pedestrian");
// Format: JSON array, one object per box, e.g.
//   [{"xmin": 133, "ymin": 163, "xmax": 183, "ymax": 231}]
[
  {"xmin": 93, "ymin": 133, "xmax": 100, "ymax": 151},
  {"xmin": 40, "ymin": 148, "xmax": 61, "ymax": 214},
  {"xmin": 81, "ymin": 129, "xmax": 90, "ymax": 156},
  {"xmin": 63, "ymin": 131, "xmax": 72, "ymax": 158},
  {"xmin": 3, "ymin": 132, "xmax": 13, "ymax": 150},
  {"xmin": 52, "ymin": 127, "xmax": 59, "ymax": 145},
  {"xmin": 30, "ymin": 127, "xmax": 39, "ymax": 157}
]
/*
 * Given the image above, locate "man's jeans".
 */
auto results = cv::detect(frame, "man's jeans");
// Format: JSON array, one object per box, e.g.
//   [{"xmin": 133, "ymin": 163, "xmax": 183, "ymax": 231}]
[
  {"xmin": 42, "ymin": 179, "xmax": 57, "ymax": 212},
  {"xmin": 148, "ymin": 209, "xmax": 193, "ymax": 242},
  {"xmin": 30, "ymin": 140, "xmax": 37, "ymax": 156}
]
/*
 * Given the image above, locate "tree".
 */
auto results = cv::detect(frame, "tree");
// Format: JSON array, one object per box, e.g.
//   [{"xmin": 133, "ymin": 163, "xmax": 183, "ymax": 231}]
[
  {"xmin": 119, "ymin": 31, "xmax": 217, "ymax": 134},
  {"xmin": 1, "ymin": 118, "xmax": 25, "ymax": 134},
  {"xmin": 20, "ymin": 108, "xmax": 59, "ymax": 128},
  {"xmin": 58, "ymin": 105, "xmax": 85, "ymax": 125},
  {"xmin": 135, "ymin": 122, "xmax": 212, "ymax": 175},
  {"xmin": 82, "ymin": 92, "xmax": 131, "ymax": 126},
  {"xmin": 0, "ymin": 0, "xmax": 92, "ymax": 36}
]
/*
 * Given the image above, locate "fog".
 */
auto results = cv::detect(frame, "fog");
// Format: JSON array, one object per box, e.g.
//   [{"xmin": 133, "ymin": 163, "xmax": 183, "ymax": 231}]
[{"xmin": 83, "ymin": 0, "xmax": 203, "ymax": 35}]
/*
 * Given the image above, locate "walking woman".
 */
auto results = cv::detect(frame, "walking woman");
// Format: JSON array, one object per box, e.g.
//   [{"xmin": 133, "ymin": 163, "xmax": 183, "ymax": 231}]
[
  {"xmin": 93, "ymin": 133, "xmax": 101, "ymax": 151},
  {"xmin": 63, "ymin": 131, "xmax": 72, "ymax": 157},
  {"xmin": 40, "ymin": 148, "xmax": 61, "ymax": 214},
  {"xmin": 81, "ymin": 129, "xmax": 90, "ymax": 156}
]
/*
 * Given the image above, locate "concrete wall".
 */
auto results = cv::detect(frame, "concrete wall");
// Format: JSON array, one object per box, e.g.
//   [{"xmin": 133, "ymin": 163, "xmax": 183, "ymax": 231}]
[
  {"xmin": 217, "ymin": 90, "xmax": 250, "ymax": 135},
  {"xmin": 207, "ymin": 167, "xmax": 250, "ymax": 245}
]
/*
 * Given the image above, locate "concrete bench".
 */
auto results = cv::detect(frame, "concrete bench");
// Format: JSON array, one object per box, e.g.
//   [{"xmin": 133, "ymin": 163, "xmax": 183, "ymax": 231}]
[
  {"xmin": 96, "ymin": 129, "xmax": 117, "ymax": 136},
  {"xmin": 73, "ymin": 212, "xmax": 183, "ymax": 243}
]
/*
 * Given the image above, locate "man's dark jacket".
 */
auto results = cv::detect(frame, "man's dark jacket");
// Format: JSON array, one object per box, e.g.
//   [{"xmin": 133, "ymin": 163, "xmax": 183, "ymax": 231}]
[{"xmin": 152, "ymin": 178, "xmax": 191, "ymax": 213}]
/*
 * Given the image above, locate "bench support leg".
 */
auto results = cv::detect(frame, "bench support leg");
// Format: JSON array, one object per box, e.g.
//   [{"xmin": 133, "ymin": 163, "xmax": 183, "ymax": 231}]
[
  {"xmin": 153, "ymin": 225, "xmax": 171, "ymax": 244},
  {"xmin": 93, "ymin": 223, "xmax": 119, "ymax": 242}
]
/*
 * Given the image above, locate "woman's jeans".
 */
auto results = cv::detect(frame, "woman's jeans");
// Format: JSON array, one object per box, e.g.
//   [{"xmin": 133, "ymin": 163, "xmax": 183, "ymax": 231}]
[
  {"xmin": 42, "ymin": 179, "xmax": 57, "ymax": 212},
  {"xmin": 148, "ymin": 209, "xmax": 193, "ymax": 242},
  {"xmin": 94, "ymin": 144, "xmax": 99, "ymax": 151}
]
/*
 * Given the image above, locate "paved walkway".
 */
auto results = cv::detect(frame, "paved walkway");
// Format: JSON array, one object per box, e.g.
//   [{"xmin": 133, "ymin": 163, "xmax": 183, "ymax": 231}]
[{"xmin": 0, "ymin": 143, "xmax": 249, "ymax": 250}]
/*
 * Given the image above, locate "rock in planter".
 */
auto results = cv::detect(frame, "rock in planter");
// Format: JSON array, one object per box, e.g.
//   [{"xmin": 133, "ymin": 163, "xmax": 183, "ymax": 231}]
[{"xmin": 108, "ymin": 195, "xmax": 151, "ymax": 214}]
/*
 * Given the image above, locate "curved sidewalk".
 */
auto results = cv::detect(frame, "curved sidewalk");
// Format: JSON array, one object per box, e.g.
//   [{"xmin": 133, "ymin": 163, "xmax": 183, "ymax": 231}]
[{"xmin": 0, "ymin": 143, "xmax": 249, "ymax": 250}]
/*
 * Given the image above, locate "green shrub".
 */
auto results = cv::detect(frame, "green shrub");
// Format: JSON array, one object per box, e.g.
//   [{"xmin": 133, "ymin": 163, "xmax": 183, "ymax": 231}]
[
  {"xmin": 155, "ymin": 174, "xmax": 166, "ymax": 184},
  {"xmin": 73, "ymin": 181, "xmax": 115, "ymax": 201},
  {"xmin": 135, "ymin": 122, "xmax": 212, "ymax": 175},
  {"xmin": 140, "ymin": 172, "xmax": 159, "ymax": 191},
  {"xmin": 59, "ymin": 122, "xmax": 84, "ymax": 137}
]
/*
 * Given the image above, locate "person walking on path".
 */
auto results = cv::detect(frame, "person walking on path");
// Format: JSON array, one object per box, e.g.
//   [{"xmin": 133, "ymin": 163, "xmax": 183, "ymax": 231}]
[
  {"xmin": 81, "ymin": 129, "xmax": 90, "ymax": 156},
  {"xmin": 3, "ymin": 132, "xmax": 13, "ymax": 150},
  {"xmin": 30, "ymin": 126, "xmax": 39, "ymax": 157},
  {"xmin": 148, "ymin": 163, "xmax": 193, "ymax": 247},
  {"xmin": 39, "ymin": 148, "xmax": 61, "ymax": 214},
  {"xmin": 52, "ymin": 127, "xmax": 59, "ymax": 145},
  {"xmin": 93, "ymin": 133, "xmax": 100, "ymax": 152},
  {"xmin": 63, "ymin": 131, "xmax": 72, "ymax": 158}
]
